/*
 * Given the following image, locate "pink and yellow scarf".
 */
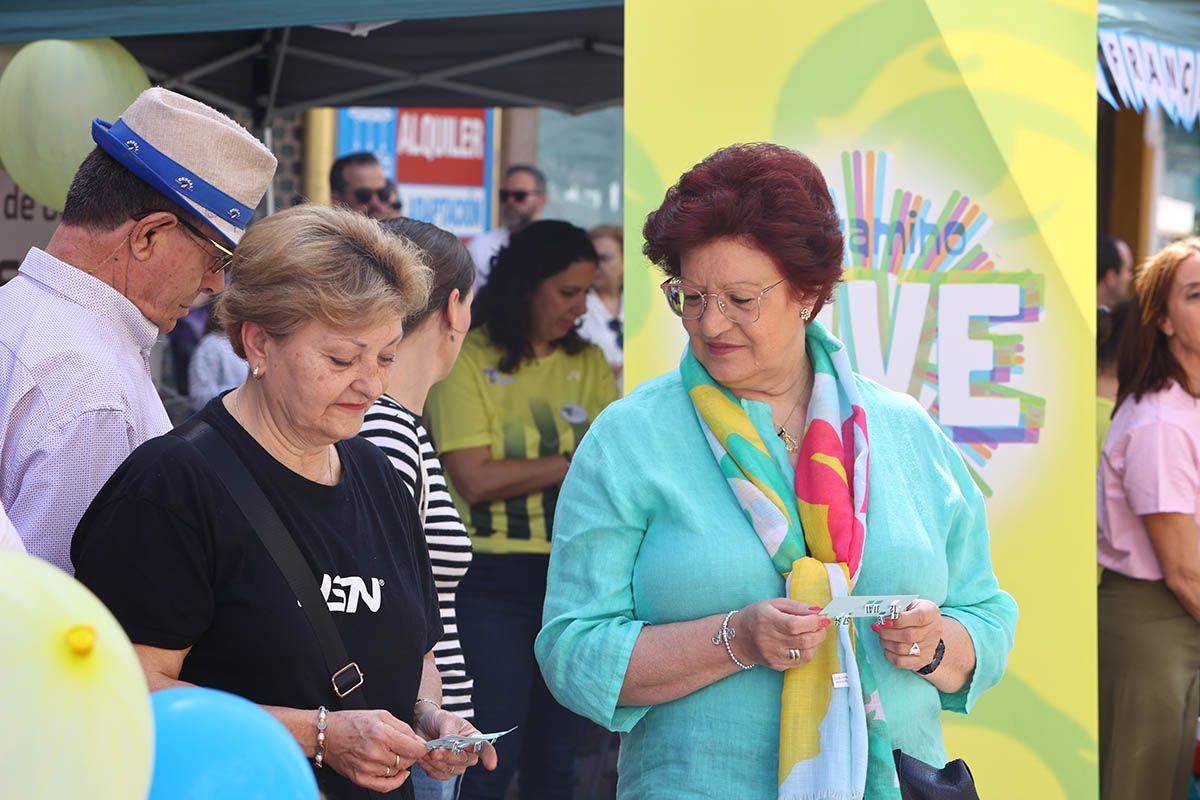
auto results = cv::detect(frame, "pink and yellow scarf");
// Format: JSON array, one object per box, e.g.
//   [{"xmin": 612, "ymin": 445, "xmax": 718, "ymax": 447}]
[{"xmin": 682, "ymin": 320, "xmax": 900, "ymax": 800}]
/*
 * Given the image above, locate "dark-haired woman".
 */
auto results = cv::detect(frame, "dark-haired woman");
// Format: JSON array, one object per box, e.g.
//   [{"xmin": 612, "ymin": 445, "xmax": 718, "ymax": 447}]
[
  {"xmin": 360, "ymin": 218, "xmax": 483, "ymax": 800},
  {"xmin": 426, "ymin": 220, "xmax": 619, "ymax": 800},
  {"xmin": 1098, "ymin": 239, "xmax": 1200, "ymax": 800},
  {"xmin": 535, "ymin": 144, "xmax": 1016, "ymax": 799}
]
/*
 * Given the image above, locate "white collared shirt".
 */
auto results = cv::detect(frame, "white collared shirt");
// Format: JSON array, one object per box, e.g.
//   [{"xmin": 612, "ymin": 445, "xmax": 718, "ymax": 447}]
[
  {"xmin": 0, "ymin": 247, "xmax": 170, "ymax": 573},
  {"xmin": 0, "ymin": 500, "xmax": 24, "ymax": 554},
  {"xmin": 466, "ymin": 227, "xmax": 509, "ymax": 289}
]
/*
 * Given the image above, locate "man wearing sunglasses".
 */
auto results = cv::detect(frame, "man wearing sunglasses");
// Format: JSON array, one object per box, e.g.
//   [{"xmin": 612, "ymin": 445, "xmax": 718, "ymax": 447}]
[
  {"xmin": 467, "ymin": 164, "xmax": 548, "ymax": 287},
  {"xmin": 0, "ymin": 87, "xmax": 275, "ymax": 573},
  {"xmin": 329, "ymin": 151, "xmax": 402, "ymax": 221}
]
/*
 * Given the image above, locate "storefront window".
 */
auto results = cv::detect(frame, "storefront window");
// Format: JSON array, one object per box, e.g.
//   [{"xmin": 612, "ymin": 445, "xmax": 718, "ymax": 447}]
[{"xmin": 538, "ymin": 106, "xmax": 623, "ymax": 230}]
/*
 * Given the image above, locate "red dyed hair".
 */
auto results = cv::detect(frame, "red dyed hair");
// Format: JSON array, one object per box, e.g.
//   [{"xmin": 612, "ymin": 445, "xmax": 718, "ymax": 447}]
[{"xmin": 642, "ymin": 143, "xmax": 844, "ymax": 314}]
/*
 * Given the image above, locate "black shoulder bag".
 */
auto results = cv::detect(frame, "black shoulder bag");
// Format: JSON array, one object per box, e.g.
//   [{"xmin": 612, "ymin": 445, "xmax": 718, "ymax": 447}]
[
  {"xmin": 179, "ymin": 419, "xmax": 392, "ymax": 799},
  {"xmin": 177, "ymin": 418, "xmax": 370, "ymax": 707},
  {"xmin": 893, "ymin": 749, "xmax": 980, "ymax": 800}
]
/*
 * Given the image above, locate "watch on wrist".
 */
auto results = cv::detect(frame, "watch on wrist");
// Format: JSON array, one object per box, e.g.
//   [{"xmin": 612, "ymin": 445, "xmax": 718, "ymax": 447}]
[{"xmin": 915, "ymin": 638, "xmax": 945, "ymax": 675}]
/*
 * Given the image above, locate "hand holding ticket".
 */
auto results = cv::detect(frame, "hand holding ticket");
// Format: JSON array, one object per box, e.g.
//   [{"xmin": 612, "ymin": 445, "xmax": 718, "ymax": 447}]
[
  {"xmin": 425, "ymin": 726, "xmax": 517, "ymax": 754},
  {"xmin": 816, "ymin": 595, "xmax": 919, "ymax": 624}
]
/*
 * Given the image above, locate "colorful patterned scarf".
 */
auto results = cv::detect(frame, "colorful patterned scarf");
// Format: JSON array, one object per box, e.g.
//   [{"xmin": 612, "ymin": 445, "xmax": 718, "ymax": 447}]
[{"xmin": 682, "ymin": 321, "xmax": 900, "ymax": 800}]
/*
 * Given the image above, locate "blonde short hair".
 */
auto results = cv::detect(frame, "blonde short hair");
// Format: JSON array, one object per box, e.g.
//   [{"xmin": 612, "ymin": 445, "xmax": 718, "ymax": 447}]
[{"xmin": 216, "ymin": 204, "xmax": 431, "ymax": 356}]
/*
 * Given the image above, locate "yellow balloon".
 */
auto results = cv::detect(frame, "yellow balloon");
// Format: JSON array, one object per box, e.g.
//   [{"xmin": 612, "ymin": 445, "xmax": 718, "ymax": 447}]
[
  {"xmin": 0, "ymin": 38, "xmax": 149, "ymax": 211},
  {"xmin": 0, "ymin": 551, "xmax": 154, "ymax": 798}
]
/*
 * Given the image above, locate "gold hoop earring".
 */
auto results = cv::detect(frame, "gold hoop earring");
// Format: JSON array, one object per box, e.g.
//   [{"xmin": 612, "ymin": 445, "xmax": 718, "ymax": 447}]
[{"xmin": 251, "ymin": 366, "xmax": 262, "ymax": 380}]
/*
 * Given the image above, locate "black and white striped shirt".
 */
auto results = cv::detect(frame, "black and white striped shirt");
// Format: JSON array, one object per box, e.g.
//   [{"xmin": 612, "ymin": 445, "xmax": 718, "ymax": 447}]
[{"xmin": 360, "ymin": 395, "xmax": 474, "ymax": 718}]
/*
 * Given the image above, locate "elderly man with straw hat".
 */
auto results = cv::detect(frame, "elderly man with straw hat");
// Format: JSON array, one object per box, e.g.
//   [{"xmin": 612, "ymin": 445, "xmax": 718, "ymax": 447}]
[{"xmin": 0, "ymin": 87, "xmax": 276, "ymax": 573}]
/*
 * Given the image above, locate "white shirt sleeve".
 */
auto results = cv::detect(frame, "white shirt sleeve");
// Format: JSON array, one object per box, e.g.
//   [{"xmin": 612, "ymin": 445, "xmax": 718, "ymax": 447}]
[{"xmin": 0, "ymin": 501, "xmax": 26, "ymax": 553}]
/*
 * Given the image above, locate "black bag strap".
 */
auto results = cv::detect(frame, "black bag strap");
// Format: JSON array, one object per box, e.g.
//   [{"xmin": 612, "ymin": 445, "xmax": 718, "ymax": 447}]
[{"xmin": 176, "ymin": 418, "xmax": 368, "ymax": 710}]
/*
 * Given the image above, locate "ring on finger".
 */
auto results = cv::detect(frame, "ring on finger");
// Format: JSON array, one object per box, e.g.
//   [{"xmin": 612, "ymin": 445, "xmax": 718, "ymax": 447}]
[
  {"xmin": 908, "ymin": 642, "xmax": 921, "ymax": 657},
  {"xmin": 788, "ymin": 648, "xmax": 802, "ymax": 661}
]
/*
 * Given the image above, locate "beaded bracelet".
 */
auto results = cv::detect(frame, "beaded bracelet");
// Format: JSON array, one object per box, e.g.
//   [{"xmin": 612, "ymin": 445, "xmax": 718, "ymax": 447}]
[
  {"xmin": 414, "ymin": 697, "xmax": 441, "ymax": 713},
  {"xmin": 314, "ymin": 705, "xmax": 328, "ymax": 769},
  {"xmin": 711, "ymin": 609, "xmax": 755, "ymax": 670}
]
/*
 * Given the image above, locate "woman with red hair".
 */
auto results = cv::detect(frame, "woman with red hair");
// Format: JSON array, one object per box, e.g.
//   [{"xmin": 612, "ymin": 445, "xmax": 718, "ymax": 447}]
[
  {"xmin": 1098, "ymin": 238, "xmax": 1200, "ymax": 800},
  {"xmin": 536, "ymin": 143, "xmax": 1016, "ymax": 799}
]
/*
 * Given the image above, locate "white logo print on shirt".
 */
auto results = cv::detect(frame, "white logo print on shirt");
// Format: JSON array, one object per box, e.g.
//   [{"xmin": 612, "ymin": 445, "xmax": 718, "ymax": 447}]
[{"xmin": 320, "ymin": 574, "xmax": 383, "ymax": 613}]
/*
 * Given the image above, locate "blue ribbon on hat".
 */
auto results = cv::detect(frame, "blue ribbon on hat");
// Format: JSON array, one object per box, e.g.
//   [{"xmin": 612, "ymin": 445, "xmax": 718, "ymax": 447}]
[{"xmin": 93, "ymin": 118, "xmax": 253, "ymax": 230}]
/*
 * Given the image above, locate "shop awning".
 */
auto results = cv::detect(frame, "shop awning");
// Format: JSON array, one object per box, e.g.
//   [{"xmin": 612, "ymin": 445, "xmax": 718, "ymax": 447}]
[{"xmin": 0, "ymin": 2, "xmax": 622, "ymax": 121}]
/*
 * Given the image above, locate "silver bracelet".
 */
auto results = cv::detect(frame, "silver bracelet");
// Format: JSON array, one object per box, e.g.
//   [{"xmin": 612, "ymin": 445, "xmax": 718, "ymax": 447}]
[{"xmin": 711, "ymin": 609, "xmax": 755, "ymax": 670}]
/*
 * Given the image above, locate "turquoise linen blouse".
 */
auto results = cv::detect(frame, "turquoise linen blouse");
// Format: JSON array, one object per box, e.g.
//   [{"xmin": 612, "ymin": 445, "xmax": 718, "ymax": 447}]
[{"xmin": 535, "ymin": 366, "xmax": 1018, "ymax": 800}]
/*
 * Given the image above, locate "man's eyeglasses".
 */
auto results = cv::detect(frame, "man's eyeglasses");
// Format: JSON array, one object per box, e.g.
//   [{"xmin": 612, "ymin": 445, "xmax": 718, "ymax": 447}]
[
  {"xmin": 499, "ymin": 189, "xmax": 539, "ymax": 203},
  {"xmin": 661, "ymin": 278, "xmax": 788, "ymax": 325},
  {"xmin": 132, "ymin": 211, "xmax": 233, "ymax": 274},
  {"xmin": 352, "ymin": 186, "xmax": 392, "ymax": 205}
]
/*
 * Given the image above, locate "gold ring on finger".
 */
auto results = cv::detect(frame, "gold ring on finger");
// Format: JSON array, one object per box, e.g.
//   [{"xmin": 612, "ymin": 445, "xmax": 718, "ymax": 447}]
[
  {"xmin": 788, "ymin": 648, "xmax": 802, "ymax": 661},
  {"xmin": 908, "ymin": 642, "xmax": 921, "ymax": 657}
]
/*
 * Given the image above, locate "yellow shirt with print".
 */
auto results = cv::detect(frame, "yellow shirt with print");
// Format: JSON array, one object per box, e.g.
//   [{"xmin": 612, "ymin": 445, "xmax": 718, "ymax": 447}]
[{"xmin": 426, "ymin": 328, "xmax": 619, "ymax": 555}]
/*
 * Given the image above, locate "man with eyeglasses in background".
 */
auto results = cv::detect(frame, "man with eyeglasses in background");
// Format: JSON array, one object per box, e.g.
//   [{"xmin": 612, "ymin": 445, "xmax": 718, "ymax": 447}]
[
  {"xmin": 0, "ymin": 87, "xmax": 275, "ymax": 573},
  {"xmin": 329, "ymin": 151, "xmax": 402, "ymax": 221},
  {"xmin": 467, "ymin": 164, "xmax": 548, "ymax": 288}
]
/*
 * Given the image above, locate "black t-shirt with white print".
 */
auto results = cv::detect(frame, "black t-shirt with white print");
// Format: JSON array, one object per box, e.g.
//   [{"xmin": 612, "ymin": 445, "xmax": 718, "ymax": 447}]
[{"xmin": 72, "ymin": 394, "xmax": 441, "ymax": 800}]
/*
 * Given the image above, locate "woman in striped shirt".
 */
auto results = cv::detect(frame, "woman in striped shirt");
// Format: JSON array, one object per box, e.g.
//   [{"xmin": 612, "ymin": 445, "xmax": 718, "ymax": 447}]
[{"xmin": 360, "ymin": 218, "xmax": 478, "ymax": 800}]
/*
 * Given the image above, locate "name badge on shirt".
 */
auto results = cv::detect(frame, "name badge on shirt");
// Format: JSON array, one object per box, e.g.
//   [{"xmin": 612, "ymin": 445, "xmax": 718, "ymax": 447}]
[{"xmin": 560, "ymin": 403, "xmax": 587, "ymax": 424}]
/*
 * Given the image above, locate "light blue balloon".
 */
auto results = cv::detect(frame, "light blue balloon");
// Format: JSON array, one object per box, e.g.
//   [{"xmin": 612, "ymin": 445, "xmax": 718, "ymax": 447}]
[{"xmin": 149, "ymin": 687, "xmax": 319, "ymax": 799}]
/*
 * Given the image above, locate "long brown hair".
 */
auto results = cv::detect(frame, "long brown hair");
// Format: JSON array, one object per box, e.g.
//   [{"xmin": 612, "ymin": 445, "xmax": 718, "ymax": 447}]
[{"xmin": 1115, "ymin": 237, "xmax": 1200, "ymax": 410}]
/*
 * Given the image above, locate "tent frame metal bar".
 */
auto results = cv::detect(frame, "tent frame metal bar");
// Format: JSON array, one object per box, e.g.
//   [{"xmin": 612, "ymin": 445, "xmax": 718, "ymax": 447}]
[
  {"xmin": 277, "ymin": 37, "xmax": 604, "ymax": 114},
  {"xmin": 141, "ymin": 63, "xmax": 251, "ymax": 114},
  {"xmin": 143, "ymin": 32, "xmax": 620, "ymax": 117},
  {"xmin": 262, "ymin": 26, "xmax": 292, "ymax": 124},
  {"xmin": 163, "ymin": 42, "xmax": 266, "ymax": 90}
]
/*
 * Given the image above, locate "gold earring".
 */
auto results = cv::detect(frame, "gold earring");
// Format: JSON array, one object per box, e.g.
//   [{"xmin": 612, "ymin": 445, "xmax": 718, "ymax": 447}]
[{"xmin": 252, "ymin": 366, "xmax": 262, "ymax": 379}]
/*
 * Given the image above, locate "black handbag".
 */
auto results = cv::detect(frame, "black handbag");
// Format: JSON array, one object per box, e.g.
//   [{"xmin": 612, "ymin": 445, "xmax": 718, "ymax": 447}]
[{"xmin": 893, "ymin": 749, "xmax": 980, "ymax": 800}]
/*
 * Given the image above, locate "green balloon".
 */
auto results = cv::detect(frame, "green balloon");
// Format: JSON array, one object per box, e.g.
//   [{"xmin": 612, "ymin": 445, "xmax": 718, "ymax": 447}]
[{"xmin": 0, "ymin": 38, "xmax": 149, "ymax": 211}]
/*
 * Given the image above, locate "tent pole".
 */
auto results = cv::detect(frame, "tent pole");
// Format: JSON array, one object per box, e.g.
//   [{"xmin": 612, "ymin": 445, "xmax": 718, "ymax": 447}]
[{"xmin": 264, "ymin": 126, "xmax": 276, "ymax": 216}]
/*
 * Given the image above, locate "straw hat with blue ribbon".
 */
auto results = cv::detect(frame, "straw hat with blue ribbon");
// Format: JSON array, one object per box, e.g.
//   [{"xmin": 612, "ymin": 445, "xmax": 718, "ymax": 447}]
[{"xmin": 91, "ymin": 87, "xmax": 277, "ymax": 248}]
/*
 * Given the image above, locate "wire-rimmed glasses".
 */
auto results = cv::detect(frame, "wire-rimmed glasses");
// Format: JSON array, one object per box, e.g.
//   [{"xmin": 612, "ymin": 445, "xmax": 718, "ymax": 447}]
[{"xmin": 660, "ymin": 277, "xmax": 787, "ymax": 324}]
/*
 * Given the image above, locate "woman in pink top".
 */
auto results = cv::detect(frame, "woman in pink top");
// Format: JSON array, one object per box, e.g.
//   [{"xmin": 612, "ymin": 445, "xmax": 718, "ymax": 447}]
[{"xmin": 1098, "ymin": 238, "xmax": 1200, "ymax": 800}]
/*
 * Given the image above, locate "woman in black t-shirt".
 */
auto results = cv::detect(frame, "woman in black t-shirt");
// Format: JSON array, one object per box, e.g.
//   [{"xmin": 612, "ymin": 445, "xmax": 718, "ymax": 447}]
[{"xmin": 73, "ymin": 205, "xmax": 497, "ymax": 800}]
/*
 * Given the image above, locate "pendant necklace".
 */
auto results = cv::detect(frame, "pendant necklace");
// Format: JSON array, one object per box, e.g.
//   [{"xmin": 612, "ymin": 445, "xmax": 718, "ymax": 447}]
[{"xmin": 776, "ymin": 397, "xmax": 804, "ymax": 453}]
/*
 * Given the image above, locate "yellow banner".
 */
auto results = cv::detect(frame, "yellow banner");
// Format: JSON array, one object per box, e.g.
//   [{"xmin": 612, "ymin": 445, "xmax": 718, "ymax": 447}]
[{"xmin": 626, "ymin": 1, "xmax": 1097, "ymax": 797}]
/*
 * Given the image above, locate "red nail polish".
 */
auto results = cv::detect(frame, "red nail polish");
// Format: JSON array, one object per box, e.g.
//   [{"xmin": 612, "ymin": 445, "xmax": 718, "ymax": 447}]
[
  {"xmin": 870, "ymin": 622, "xmax": 881, "ymax": 632},
  {"xmin": 819, "ymin": 618, "xmax": 831, "ymax": 628},
  {"xmin": 808, "ymin": 606, "xmax": 824, "ymax": 612},
  {"xmin": 883, "ymin": 619, "xmax": 895, "ymax": 628}
]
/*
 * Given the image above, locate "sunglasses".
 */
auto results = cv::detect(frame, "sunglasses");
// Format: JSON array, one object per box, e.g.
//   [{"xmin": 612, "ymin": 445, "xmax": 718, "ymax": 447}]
[
  {"xmin": 132, "ymin": 211, "xmax": 233, "ymax": 274},
  {"xmin": 352, "ymin": 186, "xmax": 392, "ymax": 205},
  {"xmin": 499, "ymin": 189, "xmax": 539, "ymax": 203}
]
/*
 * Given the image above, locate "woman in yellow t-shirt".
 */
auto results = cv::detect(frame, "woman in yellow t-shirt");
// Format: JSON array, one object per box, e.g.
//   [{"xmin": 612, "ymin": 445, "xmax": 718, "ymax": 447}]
[{"xmin": 427, "ymin": 220, "xmax": 618, "ymax": 800}]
